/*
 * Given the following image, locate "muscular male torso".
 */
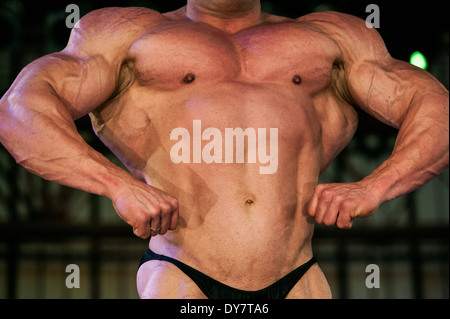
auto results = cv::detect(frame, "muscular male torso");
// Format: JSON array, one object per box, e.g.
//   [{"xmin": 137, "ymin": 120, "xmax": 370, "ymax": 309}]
[{"xmin": 88, "ymin": 7, "xmax": 358, "ymax": 298}]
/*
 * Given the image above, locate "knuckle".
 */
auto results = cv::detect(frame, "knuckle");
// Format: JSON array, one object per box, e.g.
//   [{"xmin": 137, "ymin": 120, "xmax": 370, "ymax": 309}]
[
  {"xmin": 135, "ymin": 212, "xmax": 149, "ymax": 225},
  {"xmin": 333, "ymin": 193, "xmax": 343, "ymax": 202},
  {"xmin": 159, "ymin": 201, "xmax": 172, "ymax": 213},
  {"xmin": 320, "ymin": 189, "xmax": 334, "ymax": 201},
  {"xmin": 320, "ymin": 187, "xmax": 331, "ymax": 195},
  {"xmin": 148, "ymin": 205, "xmax": 160, "ymax": 216},
  {"xmin": 315, "ymin": 184, "xmax": 326, "ymax": 192},
  {"xmin": 171, "ymin": 198, "xmax": 179, "ymax": 209}
]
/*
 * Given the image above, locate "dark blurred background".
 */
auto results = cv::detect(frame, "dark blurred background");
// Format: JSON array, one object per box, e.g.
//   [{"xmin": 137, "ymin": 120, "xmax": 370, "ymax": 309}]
[{"xmin": 0, "ymin": 0, "xmax": 448, "ymax": 299}]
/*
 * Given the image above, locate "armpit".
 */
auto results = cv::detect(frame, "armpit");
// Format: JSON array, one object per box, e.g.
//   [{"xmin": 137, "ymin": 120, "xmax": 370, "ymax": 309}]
[{"xmin": 331, "ymin": 61, "xmax": 354, "ymax": 106}]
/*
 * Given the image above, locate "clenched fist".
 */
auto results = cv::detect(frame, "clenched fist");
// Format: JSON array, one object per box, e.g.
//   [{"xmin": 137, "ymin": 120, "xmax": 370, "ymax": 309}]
[
  {"xmin": 112, "ymin": 180, "xmax": 179, "ymax": 238},
  {"xmin": 307, "ymin": 181, "xmax": 382, "ymax": 229}
]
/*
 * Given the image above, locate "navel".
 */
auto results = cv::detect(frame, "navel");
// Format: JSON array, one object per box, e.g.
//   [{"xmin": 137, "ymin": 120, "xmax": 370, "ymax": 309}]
[
  {"xmin": 292, "ymin": 74, "xmax": 302, "ymax": 85},
  {"xmin": 183, "ymin": 73, "xmax": 196, "ymax": 84},
  {"xmin": 245, "ymin": 199, "xmax": 254, "ymax": 205}
]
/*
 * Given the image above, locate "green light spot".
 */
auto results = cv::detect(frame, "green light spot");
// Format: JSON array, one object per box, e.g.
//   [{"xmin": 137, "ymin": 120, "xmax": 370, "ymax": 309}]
[{"xmin": 410, "ymin": 51, "xmax": 428, "ymax": 70}]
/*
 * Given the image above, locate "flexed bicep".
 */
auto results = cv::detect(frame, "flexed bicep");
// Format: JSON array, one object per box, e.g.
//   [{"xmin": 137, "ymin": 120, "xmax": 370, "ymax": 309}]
[{"xmin": 303, "ymin": 11, "xmax": 448, "ymax": 228}]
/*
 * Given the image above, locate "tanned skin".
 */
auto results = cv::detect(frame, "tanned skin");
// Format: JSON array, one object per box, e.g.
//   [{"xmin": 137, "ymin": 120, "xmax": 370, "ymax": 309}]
[{"xmin": 0, "ymin": 0, "xmax": 448, "ymax": 298}]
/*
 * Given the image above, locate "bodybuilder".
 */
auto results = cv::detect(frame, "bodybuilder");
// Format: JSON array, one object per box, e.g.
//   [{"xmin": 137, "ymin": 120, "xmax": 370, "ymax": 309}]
[{"xmin": 0, "ymin": 0, "xmax": 448, "ymax": 298}]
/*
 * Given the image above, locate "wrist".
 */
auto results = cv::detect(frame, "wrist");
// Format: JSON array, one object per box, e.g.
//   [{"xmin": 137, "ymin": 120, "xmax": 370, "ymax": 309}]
[
  {"xmin": 359, "ymin": 162, "xmax": 400, "ymax": 203},
  {"xmin": 94, "ymin": 162, "xmax": 135, "ymax": 201}
]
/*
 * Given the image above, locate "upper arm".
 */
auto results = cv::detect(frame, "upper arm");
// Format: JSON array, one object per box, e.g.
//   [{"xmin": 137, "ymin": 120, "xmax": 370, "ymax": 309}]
[
  {"xmin": 5, "ymin": 7, "xmax": 160, "ymax": 120},
  {"xmin": 300, "ymin": 11, "xmax": 448, "ymax": 129}
]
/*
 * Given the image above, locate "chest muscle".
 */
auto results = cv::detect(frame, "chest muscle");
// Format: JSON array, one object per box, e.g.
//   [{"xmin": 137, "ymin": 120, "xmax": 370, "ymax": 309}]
[{"xmin": 128, "ymin": 21, "xmax": 340, "ymax": 93}]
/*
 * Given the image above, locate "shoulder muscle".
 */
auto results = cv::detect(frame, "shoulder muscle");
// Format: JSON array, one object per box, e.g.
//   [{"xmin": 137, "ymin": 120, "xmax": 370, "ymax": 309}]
[
  {"xmin": 297, "ymin": 11, "xmax": 390, "ymax": 61},
  {"xmin": 63, "ymin": 7, "xmax": 165, "ymax": 60}
]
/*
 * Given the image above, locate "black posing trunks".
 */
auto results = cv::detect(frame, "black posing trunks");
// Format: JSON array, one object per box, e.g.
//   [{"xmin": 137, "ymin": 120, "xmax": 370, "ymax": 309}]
[{"xmin": 139, "ymin": 248, "xmax": 317, "ymax": 299}]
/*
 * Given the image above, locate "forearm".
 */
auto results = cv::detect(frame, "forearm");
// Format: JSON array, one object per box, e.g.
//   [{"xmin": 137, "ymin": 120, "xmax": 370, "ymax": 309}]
[
  {"xmin": 361, "ymin": 90, "xmax": 449, "ymax": 203},
  {"xmin": 0, "ymin": 80, "xmax": 132, "ymax": 201}
]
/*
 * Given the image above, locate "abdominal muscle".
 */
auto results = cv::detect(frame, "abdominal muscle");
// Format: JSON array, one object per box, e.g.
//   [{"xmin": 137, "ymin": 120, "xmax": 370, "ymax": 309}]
[
  {"xmin": 138, "ymin": 162, "xmax": 331, "ymax": 297},
  {"xmin": 138, "ymin": 144, "xmax": 329, "ymax": 297},
  {"xmin": 104, "ymin": 82, "xmax": 331, "ymax": 297}
]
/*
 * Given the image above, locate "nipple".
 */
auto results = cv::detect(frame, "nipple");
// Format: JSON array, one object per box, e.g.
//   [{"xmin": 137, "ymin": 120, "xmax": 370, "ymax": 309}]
[
  {"xmin": 183, "ymin": 73, "xmax": 196, "ymax": 84},
  {"xmin": 292, "ymin": 75, "xmax": 302, "ymax": 85}
]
